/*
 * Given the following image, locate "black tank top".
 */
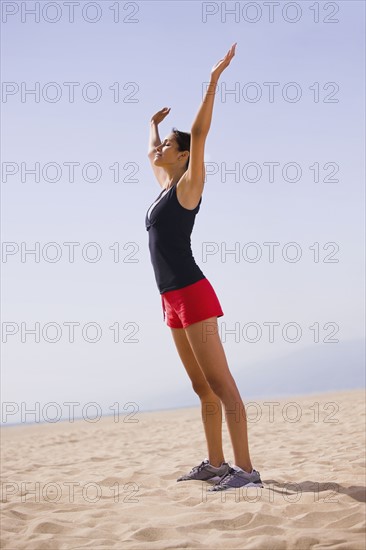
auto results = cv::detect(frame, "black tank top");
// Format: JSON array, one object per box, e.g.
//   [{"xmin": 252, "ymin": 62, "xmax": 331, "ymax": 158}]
[{"xmin": 145, "ymin": 182, "xmax": 206, "ymax": 294}]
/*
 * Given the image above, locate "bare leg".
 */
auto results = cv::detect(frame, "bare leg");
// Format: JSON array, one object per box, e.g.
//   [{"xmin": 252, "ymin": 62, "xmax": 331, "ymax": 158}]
[
  {"xmin": 184, "ymin": 317, "xmax": 253, "ymax": 473},
  {"xmin": 170, "ymin": 327, "xmax": 225, "ymax": 467}
]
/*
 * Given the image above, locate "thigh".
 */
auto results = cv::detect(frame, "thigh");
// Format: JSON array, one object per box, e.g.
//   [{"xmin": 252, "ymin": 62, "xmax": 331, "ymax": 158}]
[
  {"xmin": 179, "ymin": 278, "xmax": 224, "ymax": 329},
  {"xmin": 162, "ymin": 293, "xmax": 183, "ymax": 328},
  {"xmin": 184, "ymin": 317, "xmax": 235, "ymax": 389},
  {"xmin": 170, "ymin": 327, "xmax": 211, "ymax": 392}
]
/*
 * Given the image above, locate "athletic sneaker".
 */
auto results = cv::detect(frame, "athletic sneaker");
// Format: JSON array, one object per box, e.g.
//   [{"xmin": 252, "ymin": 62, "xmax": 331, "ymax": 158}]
[
  {"xmin": 208, "ymin": 464, "xmax": 263, "ymax": 491},
  {"xmin": 176, "ymin": 458, "xmax": 230, "ymax": 482}
]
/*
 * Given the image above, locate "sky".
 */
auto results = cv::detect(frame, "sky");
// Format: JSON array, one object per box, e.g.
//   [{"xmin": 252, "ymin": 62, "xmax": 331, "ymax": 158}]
[{"xmin": 1, "ymin": 0, "xmax": 365, "ymax": 425}]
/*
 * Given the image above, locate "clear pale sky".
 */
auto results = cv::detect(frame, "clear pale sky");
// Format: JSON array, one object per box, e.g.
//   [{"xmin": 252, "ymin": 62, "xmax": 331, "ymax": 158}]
[{"xmin": 1, "ymin": 1, "xmax": 365, "ymax": 424}]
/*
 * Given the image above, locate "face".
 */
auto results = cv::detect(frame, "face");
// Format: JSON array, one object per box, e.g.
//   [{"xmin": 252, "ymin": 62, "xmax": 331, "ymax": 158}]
[{"xmin": 154, "ymin": 134, "xmax": 188, "ymax": 167}]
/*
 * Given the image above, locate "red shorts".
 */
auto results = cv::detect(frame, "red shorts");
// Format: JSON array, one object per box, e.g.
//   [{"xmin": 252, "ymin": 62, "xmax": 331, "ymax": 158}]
[{"xmin": 161, "ymin": 277, "xmax": 224, "ymax": 329}]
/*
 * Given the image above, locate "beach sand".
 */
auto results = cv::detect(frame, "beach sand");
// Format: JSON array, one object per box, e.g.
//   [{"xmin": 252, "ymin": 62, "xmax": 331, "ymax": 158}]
[{"xmin": 1, "ymin": 388, "xmax": 365, "ymax": 550}]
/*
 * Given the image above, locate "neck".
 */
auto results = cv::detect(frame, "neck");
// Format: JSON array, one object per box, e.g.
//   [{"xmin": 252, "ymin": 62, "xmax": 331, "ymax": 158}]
[{"xmin": 163, "ymin": 166, "xmax": 186, "ymax": 190}]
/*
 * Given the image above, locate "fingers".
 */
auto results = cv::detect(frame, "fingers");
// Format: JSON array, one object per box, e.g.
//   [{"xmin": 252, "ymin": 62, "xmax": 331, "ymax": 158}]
[
  {"xmin": 216, "ymin": 43, "xmax": 237, "ymax": 67},
  {"xmin": 224, "ymin": 43, "xmax": 236, "ymax": 62},
  {"xmin": 156, "ymin": 107, "xmax": 170, "ymax": 118},
  {"xmin": 227, "ymin": 42, "xmax": 237, "ymax": 56}
]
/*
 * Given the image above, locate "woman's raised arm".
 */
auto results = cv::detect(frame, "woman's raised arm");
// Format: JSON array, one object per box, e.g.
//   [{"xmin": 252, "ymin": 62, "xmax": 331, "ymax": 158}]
[
  {"xmin": 191, "ymin": 43, "xmax": 237, "ymax": 136},
  {"xmin": 148, "ymin": 107, "xmax": 172, "ymax": 188},
  {"xmin": 184, "ymin": 43, "xmax": 237, "ymax": 196},
  {"xmin": 148, "ymin": 107, "xmax": 171, "ymax": 155}
]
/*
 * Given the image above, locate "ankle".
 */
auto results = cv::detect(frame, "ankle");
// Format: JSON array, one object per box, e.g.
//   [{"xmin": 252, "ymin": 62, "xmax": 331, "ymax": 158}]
[
  {"xmin": 209, "ymin": 458, "xmax": 225, "ymax": 468},
  {"xmin": 235, "ymin": 463, "xmax": 253, "ymax": 473}
]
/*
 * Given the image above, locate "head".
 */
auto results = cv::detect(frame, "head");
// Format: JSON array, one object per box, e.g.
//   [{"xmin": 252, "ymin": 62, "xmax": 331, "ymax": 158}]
[{"xmin": 154, "ymin": 127, "xmax": 190, "ymax": 170}]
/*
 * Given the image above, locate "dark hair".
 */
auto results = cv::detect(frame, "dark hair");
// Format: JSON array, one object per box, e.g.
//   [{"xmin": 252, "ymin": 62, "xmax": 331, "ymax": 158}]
[{"xmin": 171, "ymin": 127, "xmax": 191, "ymax": 169}]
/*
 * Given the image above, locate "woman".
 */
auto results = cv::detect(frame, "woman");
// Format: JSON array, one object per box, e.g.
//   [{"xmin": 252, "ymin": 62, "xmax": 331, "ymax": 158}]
[{"xmin": 145, "ymin": 43, "xmax": 263, "ymax": 491}]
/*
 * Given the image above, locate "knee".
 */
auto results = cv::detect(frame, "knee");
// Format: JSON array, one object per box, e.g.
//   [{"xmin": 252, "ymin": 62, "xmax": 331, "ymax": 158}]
[
  {"xmin": 206, "ymin": 379, "xmax": 224, "ymax": 398},
  {"xmin": 191, "ymin": 380, "xmax": 217, "ymax": 399},
  {"xmin": 206, "ymin": 376, "xmax": 237, "ymax": 400}
]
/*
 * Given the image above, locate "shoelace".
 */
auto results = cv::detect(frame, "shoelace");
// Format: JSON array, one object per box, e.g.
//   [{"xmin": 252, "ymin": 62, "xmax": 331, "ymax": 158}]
[
  {"xmin": 216, "ymin": 467, "xmax": 236, "ymax": 486},
  {"xmin": 191, "ymin": 460, "xmax": 209, "ymax": 474},
  {"xmin": 216, "ymin": 467, "xmax": 259, "ymax": 487}
]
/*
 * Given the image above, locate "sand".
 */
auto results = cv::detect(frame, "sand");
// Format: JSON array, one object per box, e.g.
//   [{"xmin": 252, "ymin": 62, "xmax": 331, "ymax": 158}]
[{"xmin": 1, "ymin": 388, "xmax": 365, "ymax": 550}]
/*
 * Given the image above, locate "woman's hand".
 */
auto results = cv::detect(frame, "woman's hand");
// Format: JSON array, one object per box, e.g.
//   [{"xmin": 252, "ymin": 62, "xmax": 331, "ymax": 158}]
[
  {"xmin": 210, "ymin": 43, "xmax": 237, "ymax": 82},
  {"xmin": 150, "ymin": 107, "xmax": 171, "ymax": 125}
]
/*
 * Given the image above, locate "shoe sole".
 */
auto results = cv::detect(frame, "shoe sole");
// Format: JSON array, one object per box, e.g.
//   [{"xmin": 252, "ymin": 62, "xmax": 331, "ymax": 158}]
[
  {"xmin": 206, "ymin": 475, "xmax": 225, "ymax": 483},
  {"xmin": 177, "ymin": 474, "xmax": 227, "ymax": 483},
  {"xmin": 209, "ymin": 481, "xmax": 264, "ymax": 491},
  {"xmin": 246, "ymin": 481, "xmax": 264, "ymax": 488}
]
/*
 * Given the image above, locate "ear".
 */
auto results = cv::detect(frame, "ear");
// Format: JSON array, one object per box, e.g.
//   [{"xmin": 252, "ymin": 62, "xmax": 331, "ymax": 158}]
[{"xmin": 179, "ymin": 151, "xmax": 189, "ymax": 163}]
